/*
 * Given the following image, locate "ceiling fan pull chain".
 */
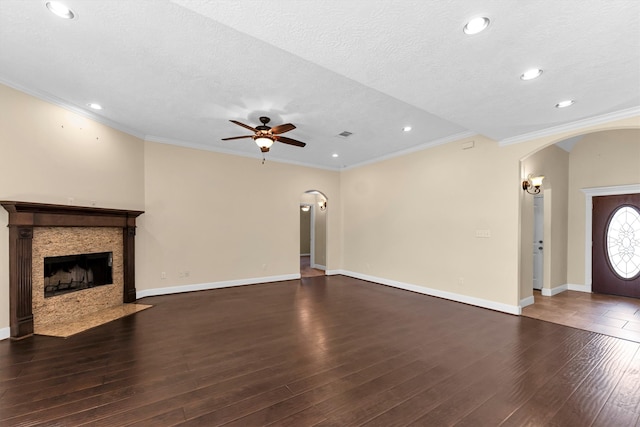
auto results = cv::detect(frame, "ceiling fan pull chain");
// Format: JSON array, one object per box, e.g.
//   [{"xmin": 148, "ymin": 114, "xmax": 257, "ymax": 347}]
[{"xmin": 262, "ymin": 154, "xmax": 266, "ymax": 165}]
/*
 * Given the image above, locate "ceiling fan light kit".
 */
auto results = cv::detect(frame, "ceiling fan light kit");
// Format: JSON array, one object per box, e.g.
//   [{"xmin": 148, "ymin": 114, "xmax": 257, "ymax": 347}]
[{"xmin": 254, "ymin": 136, "xmax": 274, "ymax": 151}]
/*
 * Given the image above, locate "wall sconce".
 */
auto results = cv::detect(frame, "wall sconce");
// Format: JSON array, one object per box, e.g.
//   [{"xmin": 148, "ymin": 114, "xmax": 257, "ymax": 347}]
[
  {"xmin": 301, "ymin": 205, "xmax": 310, "ymax": 212},
  {"xmin": 318, "ymin": 200, "xmax": 327, "ymax": 211},
  {"xmin": 522, "ymin": 175, "xmax": 545, "ymax": 195}
]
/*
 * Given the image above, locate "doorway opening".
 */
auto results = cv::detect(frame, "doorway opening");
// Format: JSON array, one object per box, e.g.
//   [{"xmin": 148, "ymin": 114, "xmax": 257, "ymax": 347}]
[{"xmin": 300, "ymin": 190, "xmax": 327, "ymax": 278}]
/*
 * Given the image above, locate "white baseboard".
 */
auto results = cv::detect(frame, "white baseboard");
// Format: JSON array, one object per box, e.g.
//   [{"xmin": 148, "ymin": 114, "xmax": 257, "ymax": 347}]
[
  {"xmin": 335, "ymin": 270, "xmax": 521, "ymax": 315},
  {"xmin": 0, "ymin": 327, "xmax": 10, "ymax": 341},
  {"xmin": 568, "ymin": 283, "xmax": 592, "ymax": 293},
  {"xmin": 520, "ymin": 296, "xmax": 535, "ymax": 308},
  {"xmin": 325, "ymin": 269, "xmax": 342, "ymax": 276},
  {"xmin": 312, "ymin": 264, "xmax": 326, "ymax": 270},
  {"xmin": 136, "ymin": 273, "xmax": 301, "ymax": 299},
  {"xmin": 300, "ymin": 253, "xmax": 310, "ymax": 256},
  {"xmin": 541, "ymin": 284, "xmax": 568, "ymax": 296}
]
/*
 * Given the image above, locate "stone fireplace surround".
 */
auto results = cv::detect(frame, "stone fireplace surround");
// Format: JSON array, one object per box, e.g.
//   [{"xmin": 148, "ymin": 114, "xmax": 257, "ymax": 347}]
[{"xmin": 1, "ymin": 201, "xmax": 143, "ymax": 339}]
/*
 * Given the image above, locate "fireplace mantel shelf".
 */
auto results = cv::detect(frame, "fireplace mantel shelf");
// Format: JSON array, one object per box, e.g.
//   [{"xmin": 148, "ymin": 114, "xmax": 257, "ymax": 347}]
[
  {"xmin": 1, "ymin": 201, "xmax": 144, "ymax": 339},
  {"xmin": 1, "ymin": 201, "xmax": 144, "ymax": 228}
]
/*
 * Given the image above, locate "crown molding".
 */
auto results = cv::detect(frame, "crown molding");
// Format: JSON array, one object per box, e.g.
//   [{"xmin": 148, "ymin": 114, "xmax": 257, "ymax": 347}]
[
  {"xmin": 499, "ymin": 106, "xmax": 640, "ymax": 146},
  {"xmin": 0, "ymin": 77, "xmax": 147, "ymax": 140},
  {"xmin": 342, "ymin": 130, "xmax": 477, "ymax": 171},
  {"xmin": 144, "ymin": 135, "xmax": 341, "ymax": 172}
]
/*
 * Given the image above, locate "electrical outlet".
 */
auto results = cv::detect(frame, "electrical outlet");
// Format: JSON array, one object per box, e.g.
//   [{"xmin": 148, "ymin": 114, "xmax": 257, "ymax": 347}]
[
  {"xmin": 178, "ymin": 271, "xmax": 185, "ymax": 278},
  {"xmin": 458, "ymin": 277, "xmax": 464, "ymax": 285},
  {"xmin": 160, "ymin": 272, "xmax": 167, "ymax": 280},
  {"xmin": 475, "ymin": 229, "xmax": 491, "ymax": 238}
]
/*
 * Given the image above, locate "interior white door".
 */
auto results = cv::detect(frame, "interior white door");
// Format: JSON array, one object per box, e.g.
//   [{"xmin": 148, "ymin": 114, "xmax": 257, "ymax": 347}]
[{"xmin": 533, "ymin": 195, "xmax": 544, "ymax": 290}]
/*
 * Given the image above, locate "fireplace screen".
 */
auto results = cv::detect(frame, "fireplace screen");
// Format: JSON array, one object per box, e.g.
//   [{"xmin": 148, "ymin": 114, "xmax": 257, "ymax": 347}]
[{"xmin": 44, "ymin": 252, "xmax": 113, "ymax": 298}]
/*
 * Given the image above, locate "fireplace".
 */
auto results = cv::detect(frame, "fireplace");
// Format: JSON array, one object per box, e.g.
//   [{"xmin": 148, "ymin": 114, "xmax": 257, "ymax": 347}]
[
  {"xmin": 44, "ymin": 251, "xmax": 113, "ymax": 298},
  {"xmin": 1, "ymin": 201, "xmax": 144, "ymax": 339}
]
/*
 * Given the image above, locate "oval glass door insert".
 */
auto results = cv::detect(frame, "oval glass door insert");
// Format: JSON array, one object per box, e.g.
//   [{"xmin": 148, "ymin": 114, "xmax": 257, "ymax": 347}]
[{"xmin": 606, "ymin": 206, "xmax": 640, "ymax": 279}]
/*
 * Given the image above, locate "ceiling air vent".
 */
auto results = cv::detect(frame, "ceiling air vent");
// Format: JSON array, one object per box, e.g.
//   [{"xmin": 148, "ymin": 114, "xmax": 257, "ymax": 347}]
[{"xmin": 338, "ymin": 131, "xmax": 353, "ymax": 138}]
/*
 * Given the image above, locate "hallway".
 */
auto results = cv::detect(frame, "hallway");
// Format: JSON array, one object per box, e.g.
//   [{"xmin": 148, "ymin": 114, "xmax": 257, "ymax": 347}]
[
  {"xmin": 300, "ymin": 255, "xmax": 325, "ymax": 278},
  {"xmin": 522, "ymin": 290, "xmax": 640, "ymax": 343}
]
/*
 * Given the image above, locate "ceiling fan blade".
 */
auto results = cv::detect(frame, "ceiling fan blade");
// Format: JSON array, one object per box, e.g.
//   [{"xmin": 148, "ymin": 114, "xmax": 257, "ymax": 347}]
[
  {"xmin": 271, "ymin": 123, "xmax": 296, "ymax": 134},
  {"xmin": 221, "ymin": 135, "xmax": 253, "ymax": 141},
  {"xmin": 276, "ymin": 135, "xmax": 306, "ymax": 147},
  {"xmin": 230, "ymin": 120, "xmax": 257, "ymax": 132}
]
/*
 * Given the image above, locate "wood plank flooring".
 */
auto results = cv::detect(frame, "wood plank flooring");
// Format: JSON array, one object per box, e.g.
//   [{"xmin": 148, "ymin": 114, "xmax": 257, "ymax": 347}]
[
  {"xmin": 1, "ymin": 276, "xmax": 640, "ymax": 426},
  {"xmin": 522, "ymin": 290, "xmax": 640, "ymax": 343},
  {"xmin": 300, "ymin": 256, "xmax": 325, "ymax": 278}
]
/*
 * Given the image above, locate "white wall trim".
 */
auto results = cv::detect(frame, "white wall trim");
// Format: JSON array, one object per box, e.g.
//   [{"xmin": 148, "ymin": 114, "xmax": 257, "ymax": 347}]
[
  {"xmin": 0, "ymin": 327, "xmax": 10, "ymax": 341},
  {"xmin": 499, "ymin": 106, "xmax": 640, "ymax": 146},
  {"xmin": 135, "ymin": 273, "xmax": 300, "ymax": 299},
  {"xmin": 541, "ymin": 284, "xmax": 568, "ymax": 296},
  {"xmin": 335, "ymin": 270, "xmax": 521, "ymax": 315},
  {"xmin": 581, "ymin": 184, "xmax": 640, "ymax": 294},
  {"xmin": 568, "ymin": 283, "xmax": 591, "ymax": 293},
  {"xmin": 300, "ymin": 253, "xmax": 310, "ymax": 256},
  {"xmin": 325, "ymin": 269, "xmax": 342, "ymax": 275},
  {"xmin": 312, "ymin": 264, "xmax": 326, "ymax": 270},
  {"xmin": 520, "ymin": 296, "xmax": 535, "ymax": 308}
]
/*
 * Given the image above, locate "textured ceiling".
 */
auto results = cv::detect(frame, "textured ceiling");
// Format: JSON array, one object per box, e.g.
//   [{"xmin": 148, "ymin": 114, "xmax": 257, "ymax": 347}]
[{"xmin": 0, "ymin": 0, "xmax": 639, "ymax": 169}]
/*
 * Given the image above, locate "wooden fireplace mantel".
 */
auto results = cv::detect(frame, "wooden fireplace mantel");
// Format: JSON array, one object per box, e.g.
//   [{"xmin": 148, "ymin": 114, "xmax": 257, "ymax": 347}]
[{"xmin": 1, "ymin": 201, "xmax": 144, "ymax": 339}]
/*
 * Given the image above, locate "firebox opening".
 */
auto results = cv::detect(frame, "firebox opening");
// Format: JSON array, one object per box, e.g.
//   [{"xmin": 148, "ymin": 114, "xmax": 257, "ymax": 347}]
[{"xmin": 44, "ymin": 251, "xmax": 113, "ymax": 298}]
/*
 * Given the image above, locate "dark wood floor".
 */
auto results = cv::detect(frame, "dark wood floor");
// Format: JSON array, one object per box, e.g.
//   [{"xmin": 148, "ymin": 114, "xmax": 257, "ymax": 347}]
[
  {"xmin": 300, "ymin": 255, "xmax": 325, "ymax": 278},
  {"xmin": 2, "ymin": 276, "xmax": 640, "ymax": 426},
  {"xmin": 523, "ymin": 290, "xmax": 640, "ymax": 343}
]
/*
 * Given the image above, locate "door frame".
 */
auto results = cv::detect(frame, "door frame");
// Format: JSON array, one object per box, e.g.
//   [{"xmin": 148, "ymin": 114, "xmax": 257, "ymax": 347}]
[{"xmin": 581, "ymin": 184, "xmax": 640, "ymax": 292}]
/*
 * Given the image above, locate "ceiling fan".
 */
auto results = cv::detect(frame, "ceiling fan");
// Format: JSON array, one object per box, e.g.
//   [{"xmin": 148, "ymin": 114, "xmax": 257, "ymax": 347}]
[{"xmin": 222, "ymin": 116, "xmax": 307, "ymax": 153}]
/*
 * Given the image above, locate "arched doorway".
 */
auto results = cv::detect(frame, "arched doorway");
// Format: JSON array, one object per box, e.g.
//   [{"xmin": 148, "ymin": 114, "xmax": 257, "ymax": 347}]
[
  {"xmin": 299, "ymin": 190, "xmax": 327, "ymax": 278},
  {"xmin": 519, "ymin": 129, "xmax": 640, "ymax": 340}
]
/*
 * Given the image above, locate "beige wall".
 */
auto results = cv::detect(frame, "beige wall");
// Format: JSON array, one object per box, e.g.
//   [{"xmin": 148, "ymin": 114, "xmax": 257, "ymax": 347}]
[
  {"xmin": 300, "ymin": 209, "xmax": 311, "ymax": 254},
  {"xmin": 137, "ymin": 141, "xmax": 340, "ymax": 291},
  {"xmin": 566, "ymin": 129, "xmax": 640, "ymax": 286},
  {"xmin": 0, "ymin": 84, "xmax": 145, "ymax": 332},
  {"xmin": 520, "ymin": 144, "xmax": 569, "ymax": 300},
  {"xmin": 314, "ymin": 205, "xmax": 327, "ymax": 267},
  {"xmin": 341, "ymin": 135, "xmax": 530, "ymax": 308}
]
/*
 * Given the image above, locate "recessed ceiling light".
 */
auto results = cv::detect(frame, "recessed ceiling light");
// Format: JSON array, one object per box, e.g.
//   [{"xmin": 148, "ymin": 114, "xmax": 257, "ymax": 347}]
[
  {"xmin": 402, "ymin": 126, "xmax": 412, "ymax": 132},
  {"xmin": 46, "ymin": 2, "xmax": 75, "ymax": 19},
  {"xmin": 463, "ymin": 17, "xmax": 490, "ymax": 35},
  {"xmin": 332, "ymin": 153, "xmax": 339, "ymax": 158},
  {"xmin": 555, "ymin": 100, "xmax": 575, "ymax": 108},
  {"xmin": 87, "ymin": 103, "xmax": 103, "ymax": 110},
  {"xmin": 520, "ymin": 68, "xmax": 543, "ymax": 81}
]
